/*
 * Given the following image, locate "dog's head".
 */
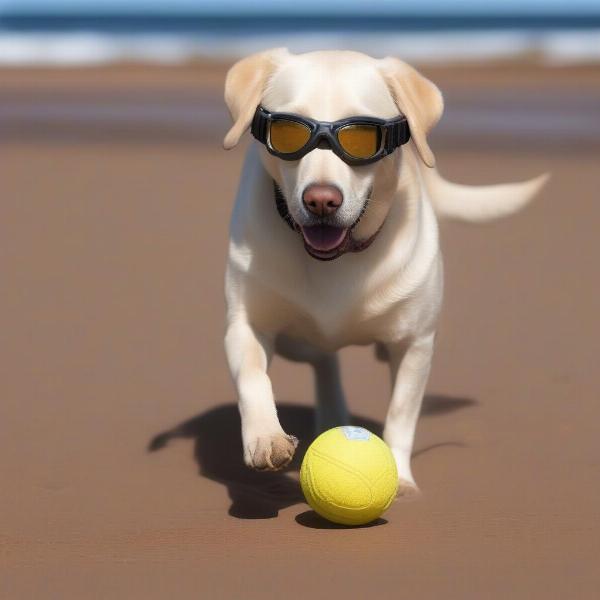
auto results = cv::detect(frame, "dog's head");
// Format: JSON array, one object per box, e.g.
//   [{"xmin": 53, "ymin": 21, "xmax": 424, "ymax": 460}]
[{"xmin": 223, "ymin": 49, "xmax": 443, "ymax": 260}]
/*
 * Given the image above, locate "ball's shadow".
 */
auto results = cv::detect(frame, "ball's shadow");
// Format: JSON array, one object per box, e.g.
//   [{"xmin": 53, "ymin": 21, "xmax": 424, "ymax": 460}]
[
  {"xmin": 295, "ymin": 510, "xmax": 388, "ymax": 529},
  {"xmin": 148, "ymin": 396, "xmax": 475, "ymax": 522}
]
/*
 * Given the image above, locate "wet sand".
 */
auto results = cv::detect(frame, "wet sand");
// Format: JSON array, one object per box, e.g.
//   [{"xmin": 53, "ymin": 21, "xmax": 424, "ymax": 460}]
[{"xmin": 1, "ymin": 63, "xmax": 599, "ymax": 598}]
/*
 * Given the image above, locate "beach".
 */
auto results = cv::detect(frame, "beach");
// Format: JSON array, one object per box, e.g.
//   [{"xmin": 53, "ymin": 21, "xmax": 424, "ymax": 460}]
[{"xmin": 1, "ymin": 61, "xmax": 599, "ymax": 598}]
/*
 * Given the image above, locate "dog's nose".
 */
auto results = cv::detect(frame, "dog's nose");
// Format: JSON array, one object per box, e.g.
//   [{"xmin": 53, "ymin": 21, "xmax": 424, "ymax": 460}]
[{"xmin": 302, "ymin": 184, "xmax": 343, "ymax": 217}]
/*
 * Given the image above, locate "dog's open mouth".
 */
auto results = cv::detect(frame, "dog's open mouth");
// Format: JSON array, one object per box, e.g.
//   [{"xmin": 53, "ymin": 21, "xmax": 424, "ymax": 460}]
[
  {"xmin": 300, "ymin": 225, "xmax": 349, "ymax": 259},
  {"xmin": 273, "ymin": 182, "xmax": 381, "ymax": 261}
]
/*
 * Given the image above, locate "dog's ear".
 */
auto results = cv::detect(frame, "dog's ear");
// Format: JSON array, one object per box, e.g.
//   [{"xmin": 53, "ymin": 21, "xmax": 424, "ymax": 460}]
[
  {"xmin": 223, "ymin": 47, "xmax": 289, "ymax": 150},
  {"xmin": 378, "ymin": 57, "xmax": 443, "ymax": 168}
]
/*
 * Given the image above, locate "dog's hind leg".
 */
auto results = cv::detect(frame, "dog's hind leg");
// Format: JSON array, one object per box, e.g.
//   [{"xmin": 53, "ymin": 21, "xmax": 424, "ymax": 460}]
[
  {"xmin": 312, "ymin": 353, "xmax": 349, "ymax": 433},
  {"xmin": 275, "ymin": 335, "xmax": 349, "ymax": 434}
]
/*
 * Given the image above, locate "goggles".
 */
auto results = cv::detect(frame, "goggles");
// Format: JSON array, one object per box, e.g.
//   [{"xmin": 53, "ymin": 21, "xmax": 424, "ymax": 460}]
[{"xmin": 251, "ymin": 105, "xmax": 411, "ymax": 166}]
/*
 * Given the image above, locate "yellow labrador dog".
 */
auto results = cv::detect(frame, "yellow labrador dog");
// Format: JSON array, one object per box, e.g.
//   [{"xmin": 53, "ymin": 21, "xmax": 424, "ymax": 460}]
[{"xmin": 222, "ymin": 48, "xmax": 546, "ymax": 496}]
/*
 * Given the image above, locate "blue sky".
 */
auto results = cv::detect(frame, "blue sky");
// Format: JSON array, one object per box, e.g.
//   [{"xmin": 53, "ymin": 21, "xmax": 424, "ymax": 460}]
[{"xmin": 1, "ymin": 0, "xmax": 599, "ymax": 14}]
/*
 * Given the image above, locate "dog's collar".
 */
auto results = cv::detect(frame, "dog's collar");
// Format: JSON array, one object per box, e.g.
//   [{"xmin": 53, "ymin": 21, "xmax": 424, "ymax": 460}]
[{"xmin": 272, "ymin": 181, "xmax": 382, "ymax": 261}]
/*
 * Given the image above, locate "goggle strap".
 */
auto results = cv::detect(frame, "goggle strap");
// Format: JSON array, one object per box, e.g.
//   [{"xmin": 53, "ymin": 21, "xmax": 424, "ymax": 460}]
[
  {"xmin": 384, "ymin": 120, "xmax": 411, "ymax": 154},
  {"xmin": 251, "ymin": 108, "xmax": 269, "ymax": 144}
]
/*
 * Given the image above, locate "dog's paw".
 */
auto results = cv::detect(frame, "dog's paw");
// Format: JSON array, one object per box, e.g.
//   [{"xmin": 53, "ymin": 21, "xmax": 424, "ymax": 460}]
[
  {"xmin": 245, "ymin": 433, "xmax": 299, "ymax": 471},
  {"xmin": 395, "ymin": 478, "xmax": 421, "ymax": 501}
]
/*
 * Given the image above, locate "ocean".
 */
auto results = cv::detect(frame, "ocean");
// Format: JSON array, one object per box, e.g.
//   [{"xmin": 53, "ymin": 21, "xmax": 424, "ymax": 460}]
[{"xmin": 1, "ymin": 12, "xmax": 600, "ymax": 66}]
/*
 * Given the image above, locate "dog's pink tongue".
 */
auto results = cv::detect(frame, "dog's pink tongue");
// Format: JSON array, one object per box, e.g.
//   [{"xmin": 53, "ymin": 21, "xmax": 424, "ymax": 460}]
[{"xmin": 301, "ymin": 225, "xmax": 347, "ymax": 252}]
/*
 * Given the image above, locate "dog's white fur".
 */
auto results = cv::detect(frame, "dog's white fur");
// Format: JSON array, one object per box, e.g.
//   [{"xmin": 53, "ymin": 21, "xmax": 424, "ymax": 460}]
[{"xmin": 222, "ymin": 49, "xmax": 547, "ymax": 495}]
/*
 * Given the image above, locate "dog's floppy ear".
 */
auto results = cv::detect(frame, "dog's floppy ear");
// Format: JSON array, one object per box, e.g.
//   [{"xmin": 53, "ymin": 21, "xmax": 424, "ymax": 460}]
[
  {"xmin": 223, "ymin": 47, "xmax": 289, "ymax": 150},
  {"xmin": 378, "ymin": 57, "xmax": 443, "ymax": 168}
]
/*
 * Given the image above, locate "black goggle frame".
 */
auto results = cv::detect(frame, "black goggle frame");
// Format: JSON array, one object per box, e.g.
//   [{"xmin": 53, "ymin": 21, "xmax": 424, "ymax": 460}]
[{"xmin": 251, "ymin": 105, "xmax": 411, "ymax": 166}]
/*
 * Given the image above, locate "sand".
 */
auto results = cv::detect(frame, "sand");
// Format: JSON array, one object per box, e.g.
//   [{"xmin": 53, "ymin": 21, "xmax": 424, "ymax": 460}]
[{"xmin": 1, "ymin": 63, "xmax": 599, "ymax": 599}]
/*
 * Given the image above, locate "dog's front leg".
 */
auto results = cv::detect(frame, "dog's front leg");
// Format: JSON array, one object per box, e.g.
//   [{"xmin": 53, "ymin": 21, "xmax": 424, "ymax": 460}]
[
  {"xmin": 225, "ymin": 319, "xmax": 298, "ymax": 471},
  {"xmin": 383, "ymin": 333, "xmax": 435, "ymax": 497}
]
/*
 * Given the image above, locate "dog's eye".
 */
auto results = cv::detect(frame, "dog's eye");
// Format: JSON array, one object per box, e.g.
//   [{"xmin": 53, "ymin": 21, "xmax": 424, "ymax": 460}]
[
  {"xmin": 269, "ymin": 120, "xmax": 311, "ymax": 154},
  {"xmin": 337, "ymin": 124, "xmax": 379, "ymax": 159}
]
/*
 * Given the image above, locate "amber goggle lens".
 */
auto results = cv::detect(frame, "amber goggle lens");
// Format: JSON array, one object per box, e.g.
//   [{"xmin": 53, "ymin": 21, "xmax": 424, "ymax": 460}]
[
  {"xmin": 269, "ymin": 119, "xmax": 311, "ymax": 154},
  {"xmin": 337, "ymin": 124, "xmax": 380, "ymax": 159}
]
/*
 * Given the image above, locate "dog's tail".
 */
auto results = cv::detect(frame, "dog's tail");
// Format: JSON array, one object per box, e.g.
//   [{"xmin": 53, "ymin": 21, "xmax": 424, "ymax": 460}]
[{"xmin": 421, "ymin": 166, "xmax": 549, "ymax": 223}]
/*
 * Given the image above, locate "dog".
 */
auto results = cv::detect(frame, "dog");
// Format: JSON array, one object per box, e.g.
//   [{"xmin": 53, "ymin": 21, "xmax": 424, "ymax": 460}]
[{"xmin": 222, "ymin": 48, "xmax": 547, "ymax": 496}]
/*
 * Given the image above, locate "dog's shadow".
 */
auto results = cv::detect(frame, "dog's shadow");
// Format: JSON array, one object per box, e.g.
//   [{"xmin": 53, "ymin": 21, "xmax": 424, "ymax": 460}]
[{"xmin": 148, "ymin": 395, "xmax": 475, "ymax": 520}]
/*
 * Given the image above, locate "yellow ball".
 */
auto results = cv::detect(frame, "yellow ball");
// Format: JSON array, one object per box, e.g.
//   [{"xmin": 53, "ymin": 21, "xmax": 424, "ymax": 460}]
[{"xmin": 300, "ymin": 426, "xmax": 398, "ymax": 526}]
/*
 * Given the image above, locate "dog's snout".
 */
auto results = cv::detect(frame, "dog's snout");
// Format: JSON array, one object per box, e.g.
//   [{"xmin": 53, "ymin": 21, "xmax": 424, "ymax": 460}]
[{"xmin": 302, "ymin": 185, "xmax": 343, "ymax": 217}]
